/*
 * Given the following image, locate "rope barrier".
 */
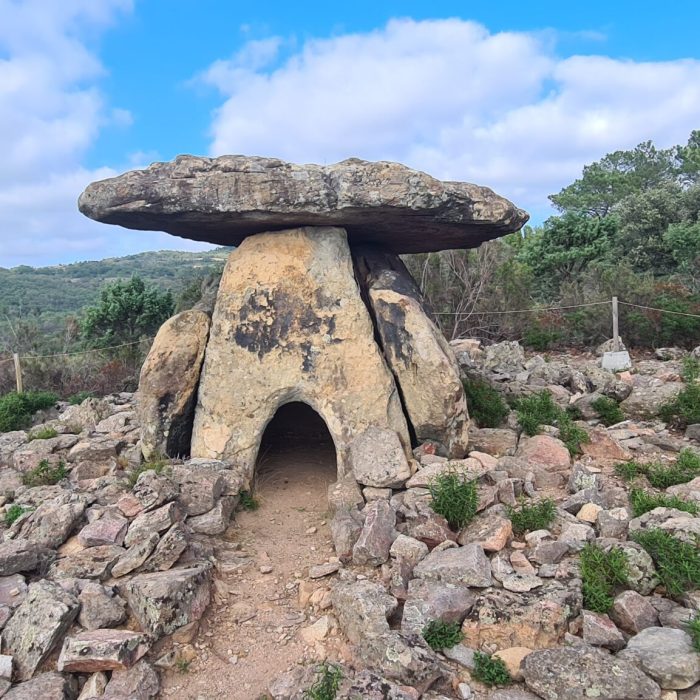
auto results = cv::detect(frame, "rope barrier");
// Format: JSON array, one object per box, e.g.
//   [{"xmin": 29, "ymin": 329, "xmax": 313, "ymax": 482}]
[
  {"xmin": 431, "ymin": 300, "xmax": 612, "ymax": 315},
  {"xmin": 4, "ymin": 338, "xmax": 153, "ymax": 363},
  {"xmin": 617, "ymin": 301, "xmax": 700, "ymax": 319}
]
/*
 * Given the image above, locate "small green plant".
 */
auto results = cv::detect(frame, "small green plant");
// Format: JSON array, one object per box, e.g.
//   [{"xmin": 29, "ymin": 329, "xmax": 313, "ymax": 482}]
[
  {"xmin": 21, "ymin": 459, "xmax": 67, "ymax": 487},
  {"xmin": 127, "ymin": 455, "xmax": 169, "ymax": 488},
  {"xmin": 27, "ymin": 426, "xmax": 58, "ymax": 441},
  {"xmin": 516, "ymin": 391, "xmax": 560, "ymax": 436},
  {"xmin": 463, "ymin": 379, "xmax": 509, "ymax": 428},
  {"xmin": 506, "ymin": 498, "xmax": 556, "ymax": 536},
  {"xmin": 472, "ymin": 651, "xmax": 512, "ymax": 687},
  {"xmin": 615, "ymin": 451, "xmax": 700, "ymax": 489},
  {"xmin": 615, "ymin": 460, "xmax": 645, "ymax": 481},
  {"xmin": 238, "ymin": 490, "xmax": 260, "ymax": 511},
  {"xmin": 304, "ymin": 663, "xmax": 343, "ymax": 700},
  {"xmin": 422, "ymin": 619, "xmax": 464, "ymax": 650},
  {"xmin": 0, "ymin": 391, "xmax": 58, "ymax": 432},
  {"xmin": 686, "ymin": 613, "xmax": 700, "ymax": 652},
  {"xmin": 4, "ymin": 504, "xmax": 31, "ymax": 526},
  {"xmin": 175, "ymin": 658, "xmax": 191, "ymax": 674},
  {"xmin": 429, "ymin": 471, "xmax": 478, "ymax": 530},
  {"xmin": 591, "ymin": 396, "xmax": 625, "ymax": 426},
  {"xmin": 68, "ymin": 390, "xmax": 94, "ymax": 406},
  {"xmin": 580, "ymin": 543, "xmax": 629, "ymax": 613},
  {"xmin": 629, "ymin": 488, "xmax": 699, "ymax": 518},
  {"xmin": 523, "ymin": 325, "xmax": 561, "ymax": 351},
  {"xmin": 633, "ymin": 529, "xmax": 700, "ymax": 597},
  {"xmin": 557, "ymin": 413, "xmax": 590, "ymax": 456},
  {"xmin": 660, "ymin": 357, "xmax": 700, "ymax": 427},
  {"xmin": 565, "ymin": 404, "xmax": 584, "ymax": 420}
]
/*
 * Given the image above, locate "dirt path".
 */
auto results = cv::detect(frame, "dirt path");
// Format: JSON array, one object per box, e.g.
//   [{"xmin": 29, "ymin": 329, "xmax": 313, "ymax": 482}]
[{"xmin": 160, "ymin": 434, "xmax": 339, "ymax": 700}]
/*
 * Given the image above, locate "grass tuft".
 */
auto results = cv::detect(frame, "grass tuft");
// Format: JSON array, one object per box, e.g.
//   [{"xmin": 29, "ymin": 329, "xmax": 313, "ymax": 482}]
[
  {"xmin": 615, "ymin": 450, "xmax": 700, "ymax": 489},
  {"xmin": 303, "ymin": 663, "xmax": 343, "ymax": 700},
  {"xmin": 238, "ymin": 490, "xmax": 260, "ymax": 511},
  {"xmin": 462, "ymin": 379, "xmax": 509, "ymax": 428},
  {"xmin": 175, "ymin": 658, "xmax": 191, "ymax": 674},
  {"xmin": 422, "ymin": 619, "xmax": 464, "ymax": 650},
  {"xmin": 580, "ymin": 543, "xmax": 629, "ymax": 613},
  {"xmin": 68, "ymin": 391, "xmax": 94, "ymax": 406},
  {"xmin": 591, "ymin": 396, "xmax": 625, "ymax": 426},
  {"xmin": 4, "ymin": 503, "xmax": 31, "ymax": 526},
  {"xmin": 127, "ymin": 455, "xmax": 169, "ymax": 488},
  {"xmin": 472, "ymin": 651, "xmax": 512, "ymax": 687},
  {"xmin": 21, "ymin": 458, "xmax": 67, "ymax": 487},
  {"xmin": 633, "ymin": 528, "xmax": 700, "ymax": 597},
  {"xmin": 686, "ymin": 614, "xmax": 700, "ymax": 652},
  {"xmin": 660, "ymin": 357, "xmax": 700, "ymax": 427},
  {"xmin": 629, "ymin": 488, "xmax": 699, "ymax": 518},
  {"xmin": 27, "ymin": 426, "xmax": 58, "ymax": 441},
  {"xmin": 429, "ymin": 471, "xmax": 478, "ymax": 530},
  {"xmin": 506, "ymin": 498, "xmax": 556, "ymax": 536}
]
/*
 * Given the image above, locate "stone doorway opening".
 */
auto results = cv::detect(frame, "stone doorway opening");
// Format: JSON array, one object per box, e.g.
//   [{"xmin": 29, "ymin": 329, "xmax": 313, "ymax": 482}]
[{"xmin": 254, "ymin": 402, "xmax": 337, "ymax": 496}]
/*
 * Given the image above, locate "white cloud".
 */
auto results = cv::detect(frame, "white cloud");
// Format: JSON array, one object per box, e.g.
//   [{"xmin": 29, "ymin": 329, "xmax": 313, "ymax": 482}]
[{"xmin": 203, "ymin": 18, "xmax": 700, "ymax": 223}]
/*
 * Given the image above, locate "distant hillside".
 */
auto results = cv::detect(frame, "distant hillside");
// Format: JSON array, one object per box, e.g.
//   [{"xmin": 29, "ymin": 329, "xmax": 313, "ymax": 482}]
[{"xmin": 0, "ymin": 248, "xmax": 230, "ymax": 318}]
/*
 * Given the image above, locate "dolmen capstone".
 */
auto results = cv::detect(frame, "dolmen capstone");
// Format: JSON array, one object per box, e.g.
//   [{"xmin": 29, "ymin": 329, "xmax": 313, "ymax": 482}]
[{"xmin": 79, "ymin": 156, "xmax": 528, "ymax": 487}]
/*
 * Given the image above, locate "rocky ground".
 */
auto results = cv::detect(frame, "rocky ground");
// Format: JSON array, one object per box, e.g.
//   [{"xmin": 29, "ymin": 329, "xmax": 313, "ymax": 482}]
[{"xmin": 0, "ymin": 341, "xmax": 698, "ymax": 699}]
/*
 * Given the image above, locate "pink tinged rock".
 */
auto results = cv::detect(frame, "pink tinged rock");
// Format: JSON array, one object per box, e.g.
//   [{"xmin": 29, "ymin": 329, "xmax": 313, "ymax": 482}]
[
  {"xmin": 174, "ymin": 467, "xmax": 225, "ymax": 516},
  {"xmin": 404, "ymin": 507, "xmax": 456, "ymax": 549},
  {"xmin": 581, "ymin": 610, "xmax": 626, "ymax": 651},
  {"xmin": 611, "ymin": 590, "xmax": 659, "ymax": 634},
  {"xmin": 77, "ymin": 513, "xmax": 128, "ymax": 547},
  {"xmin": 401, "ymin": 578, "xmax": 475, "ymax": 635},
  {"xmin": 330, "ymin": 511, "xmax": 362, "ymax": 563},
  {"xmin": 515, "ymin": 435, "xmax": 570, "ymax": 485},
  {"xmin": 352, "ymin": 500, "xmax": 396, "ymax": 566},
  {"xmin": 2, "ymin": 672, "xmax": 78, "ymax": 700},
  {"xmin": 102, "ymin": 659, "xmax": 160, "ymax": 700},
  {"xmin": 116, "ymin": 493, "xmax": 144, "ymax": 518},
  {"xmin": 124, "ymin": 501, "xmax": 182, "ymax": 547},
  {"xmin": 0, "ymin": 541, "xmax": 39, "ymax": 577},
  {"xmin": 458, "ymin": 514, "xmax": 512, "ymax": 552},
  {"xmin": 510, "ymin": 551, "xmax": 536, "ymax": 576},
  {"xmin": 413, "ymin": 543, "xmax": 492, "ymax": 588},
  {"xmin": 469, "ymin": 451, "xmax": 498, "ymax": 470},
  {"xmin": 48, "ymin": 545, "xmax": 124, "ymax": 581},
  {"xmin": 137, "ymin": 522, "xmax": 188, "ymax": 573},
  {"xmin": 308, "ymin": 562, "xmax": 341, "ymax": 579},
  {"xmin": 58, "ymin": 629, "xmax": 148, "ymax": 672},
  {"xmin": 111, "ymin": 532, "xmax": 159, "ymax": 578},
  {"xmin": 187, "ymin": 496, "xmax": 236, "ymax": 535}
]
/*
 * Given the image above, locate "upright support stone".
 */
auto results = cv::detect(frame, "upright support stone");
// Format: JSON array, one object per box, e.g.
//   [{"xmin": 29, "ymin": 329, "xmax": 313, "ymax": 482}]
[
  {"xmin": 356, "ymin": 249, "xmax": 469, "ymax": 457},
  {"xmin": 191, "ymin": 227, "xmax": 411, "ymax": 480}
]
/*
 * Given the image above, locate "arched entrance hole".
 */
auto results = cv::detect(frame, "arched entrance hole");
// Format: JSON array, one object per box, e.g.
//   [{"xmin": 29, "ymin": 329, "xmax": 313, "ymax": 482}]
[{"xmin": 255, "ymin": 402, "xmax": 337, "ymax": 496}]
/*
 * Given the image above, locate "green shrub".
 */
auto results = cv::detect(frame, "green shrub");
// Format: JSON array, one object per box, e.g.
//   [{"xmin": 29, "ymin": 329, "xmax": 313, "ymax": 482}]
[
  {"xmin": 472, "ymin": 651, "xmax": 512, "ymax": 687},
  {"xmin": 580, "ymin": 543, "xmax": 629, "ymax": 613},
  {"xmin": 629, "ymin": 488, "xmax": 699, "ymax": 518},
  {"xmin": 660, "ymin": 357, "xmax": 700, "ymax": 427},
  {"xmin": 463, "ymin": 379, "xmax": 509, "ymax": 428},
  {"xmin": 523, "ymin": 325, "xmax": 561, "ymax": 351},
  {"xmin": 68, "ymin": 391, "xmax": 94, "ymax": 406},
  {"xmin": 506, "ymin": 498, "xmax": 556, "ymax": 536},
  {"xmin": 429, "ymin": 471, "xmax": 478, "ymax": 530},
  {"xmin": 0, "ymin": 391, "xmax": 58, "ymax": 432},
  {"xmin": 557, "ymin": 414, "xmax": 590, "ymax": 456},
  {"xmin": 615, "ymin": 451, "xmax": 700, "ymax": 488},
  {"xmin": 686, "ymin": 614, "xmax": 700, "ymax": 652},
  {"xmin": 22, "ymin": 459, "xmax": 67, "ymax": 487},
  {"xmin": 422, "ymin": 619, "xmax": 464, "ymax": 650},
  {"xmin": 304, "ymin": 664, "xmax": 343, "ymax": 700},
  {"xmin": 592, "ymin": 396, "xmax": 625, "ymax": 426},
  {"xmin": 127, "ymin": 455, "xmax": 169, "ymax": 488},
  {"xmin": 27, "ymin": 426, "xmax": 58, "ymax": 441},
  {"xmin": 4, "ymin": 504, "xmax": 31, "ymax": 526},
  {"xmin": 516, "ymin": 391, "xmax": 560, "ymax": 436},
  {"xmin": 615, "ymin": 460, "xmax": 645, "ymax": 481},
  {"xmin": 238, "ymin": 490, "xmax": 260, "ymax": 511},
  {"xmin": 633, "ymin": 529, "xmax": 700, "ymax": 597}
]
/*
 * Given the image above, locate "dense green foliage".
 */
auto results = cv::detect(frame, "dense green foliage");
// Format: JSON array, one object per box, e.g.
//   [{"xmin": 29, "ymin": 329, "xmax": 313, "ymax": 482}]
[
  {"xmin": 660, "ymin": 358, "xmax": 700, "ymax": 427},
  {"xmin": 615, "ymin": 450, "xmax": 700, "ymax": 488},
  {"xmin": 0, "ymin": 391, "xmax": 58, "ymax": 432},
  {"xmin": 580, "ymin": 543, "xmax": 629, "ymax": 613},
  {"xmin": 506, "ymin": 498, "xmax": 556, "ymax": 536},
  {"xmin": 591, "ymin": 396, "xmax": 625, "ymax": 426},
  {"xmin": 462, "ymin": 379, "xmax": 509, "ymax": 428},
  {"xmin": 238, "ymin": 490, "xmax": 260, "ymax": 511},
  {"xmin": 472, "ymin": 652, "xmax": 512, "ymax": 687},
  {"xmin": 303, "ymin": 664, "xmax": 343, "ymax": 700},
  {"xmin": 429, "ymin": 471, "xmax": 478, "ymax": 530},
  {"xmin": 633, "ymin": 529, "xmax": 700, "ymax": 597},
  {"xmin": 22, "ymin": 458, "xmax": 67, "ymax": 487},
  {"xmin": 422, "ymin": 619, "xmax": 464, "ymax": 650},
  {"xmin": 629, "ymin": 488, "xmax": 699, "ymax": 518},
  {"xmin": 4, "ymin": 504, "xmax": 31, "ymax": 526},
  {"xmin": 687, "ymin": 614, "xmax": 700, "ymax": 652}
]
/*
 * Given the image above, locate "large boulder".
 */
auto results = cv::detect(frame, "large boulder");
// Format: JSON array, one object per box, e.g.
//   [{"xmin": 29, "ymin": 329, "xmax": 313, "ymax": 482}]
[
  {"xmin": 138, "ymin": 309, "xmax": 210, "ymax": 459},
  {"xmin": 190, "ymin": 227, "xmax": 410, "ymax": 478},
  {"xmin": 357, "ymin": 250, "xmax": 469, "ymax": 457},
  {"xmin": 78, "ymin": 156, "xmax": 528, "ymax": 253}
]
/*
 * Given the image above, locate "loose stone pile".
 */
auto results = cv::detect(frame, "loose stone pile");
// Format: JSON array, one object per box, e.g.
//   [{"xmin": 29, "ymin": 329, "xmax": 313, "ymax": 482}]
[{"xmin": 79, "ymin": 156, "xmax": 528, "ymax": 475}]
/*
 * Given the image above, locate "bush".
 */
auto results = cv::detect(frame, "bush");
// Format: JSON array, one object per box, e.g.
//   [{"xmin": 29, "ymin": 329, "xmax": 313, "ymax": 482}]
[
  {"xmin": 686, "ymin": 614, "xmax": 700, "ymax": 653},
  {"xmin": 27, "ymin": 426, "xmax": 58, "ymax": 441},
  {"xmin": 523, "ymin": 325, "xmax": 561, "ymax": 351},
  {"xmin": 22, "ymin": 459, "xmax": 67, "ymax": 487},
  {"xmin": 580, "ymin": 543, "xmax": 629, "ymax": 613},
  {"xmin": 633, "ymin": 529, "xmax": 700, "ymax": 597},
  {"xmin": 68, "ymin": 390, "xmax": 94, "ymax": 405},
  {"xmin": 422, "ymin": 619, "xmax": 464, "ymax": 650},
  {"xmin": 506, "ymin": 498, "xmax": 556, "ymax": 536},
  {"xmin": 557, "ymin": 414, "xmax": 590, "ymax": 456},
  {"xmin": 238, "ymin": 490, "xmax": 260, "ymax": 511},
  {"xmin": 615, "ymin": 451, "xmax": 700, "ymax": 488},
  {"xmin": 472, "ymin": 651, "xmax": 512, "ymax": 687},
  {"xmin": 429, "ymin": 471, "xmax": 478, "ymax": 530},
  {"xmin": 463, "ymin": 379, "xmax": 509, "ymax": 428},
  {"xmin": 660, "ymin": 357, "xmax": 700, "ymax": 427},
  {"xmin": 629, "ymin": 488, "xmax": 699, "ymax": 518},
  {"xmin": 592, "ymin": 396, "xmax": 625, "ymax": 426},
  {"xmin": 4, "ymin": 504, "xmax": 31, "ymax": 526},
  {"xmin": 304, "ymin": 664, "xmax": 343, "ymax": 700},
  {"xmin": 0, "ymin": 391, "xmax": 58, "ymax": 432},
  {"xmin": 615, "ymin": 460, "xmax": 645, "ymax": 481}
]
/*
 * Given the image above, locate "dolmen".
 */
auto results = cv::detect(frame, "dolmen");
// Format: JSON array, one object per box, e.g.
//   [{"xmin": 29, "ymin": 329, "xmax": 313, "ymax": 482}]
[{"xmin": 79, "ymin": 156, "xmax": 527, "ymax": 486}]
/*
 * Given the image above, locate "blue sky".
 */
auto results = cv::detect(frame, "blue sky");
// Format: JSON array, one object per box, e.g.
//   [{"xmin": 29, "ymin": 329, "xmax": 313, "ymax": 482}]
[{"xmin": 1, "ymin": 0, "xmax": 699, "ymax": 267}]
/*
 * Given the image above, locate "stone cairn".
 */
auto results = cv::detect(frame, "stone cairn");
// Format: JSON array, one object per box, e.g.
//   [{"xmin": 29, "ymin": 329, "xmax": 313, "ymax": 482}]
[{"xmin": 79, "ymin": 156, "xmax": 528, "ymax": 485}]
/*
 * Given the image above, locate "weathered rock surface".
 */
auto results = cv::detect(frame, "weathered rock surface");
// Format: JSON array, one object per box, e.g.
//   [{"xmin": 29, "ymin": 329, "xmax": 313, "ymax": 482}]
[
  {"xmin": 352, "ymin": 500, "xmax": 396, "ymax": 566},
  {"xmin": 357, "ymin": 249, "xmax": 469, "ymax": 457},
  {"xmin": 522, "ymin": 646, "xmax": 661, "ymax": 700},
  {"xmin": 4, "ymin": 672, "xmax": 77, "ymax": 700},
  {"xmin": 413, "ymin": 543, "xmax": 492, "ymax": 587},
  {"xmin": 78, "ymin": 156, "xmax": 528, "ymax": 253},
  {"xmin": 401, "ymin": 578, "xmax": 474, "ymax": 635},
  {"xmin": 348, "ymin": 427, "xmax": 411, "ymax": 488},
  {"xmin": 138, "ymin": 309, "xmax": 210, "ymax": 459},
  {"xmin": 58, "ymin": 629, "xmax": 147, "ymax": 672},
  {"xmin": 190, "ymin": 227, "xmax": 410, "ymax": 477},
  {"xmin": 78, "ymin": 583, "xmax": 127, "ymax": 630}
]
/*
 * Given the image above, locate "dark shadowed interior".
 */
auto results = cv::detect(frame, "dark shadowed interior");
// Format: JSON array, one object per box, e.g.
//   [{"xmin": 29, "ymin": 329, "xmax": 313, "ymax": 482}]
[{"xmin": 255, "ymin": 402, "xmax": 337, "ymax": 488}]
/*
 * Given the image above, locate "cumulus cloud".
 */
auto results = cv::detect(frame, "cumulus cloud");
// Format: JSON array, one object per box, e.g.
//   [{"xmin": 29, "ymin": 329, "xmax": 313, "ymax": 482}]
[{"xmin": 203, "ymin": 18, "xmax": 700, "ymax": 222}]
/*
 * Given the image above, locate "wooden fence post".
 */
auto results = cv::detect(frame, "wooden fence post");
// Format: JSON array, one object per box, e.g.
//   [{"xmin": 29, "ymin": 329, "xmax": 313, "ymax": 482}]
[
  {"xmin": 12, "ymin": 353, "xmax": 23, "ymax": 393},
  {"xmin": 612, "ymin": 296, "xmax": 620, "ymax": 352}
]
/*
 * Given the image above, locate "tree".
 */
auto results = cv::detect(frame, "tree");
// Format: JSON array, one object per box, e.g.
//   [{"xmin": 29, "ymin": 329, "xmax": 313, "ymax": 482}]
[
  {"xmin": 81, "ymin": 276, "xmax": 174, "ymax": 347},
  {"xmin": 665, "ymin": 221, "xmax": 700, "ymax": 292}
]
